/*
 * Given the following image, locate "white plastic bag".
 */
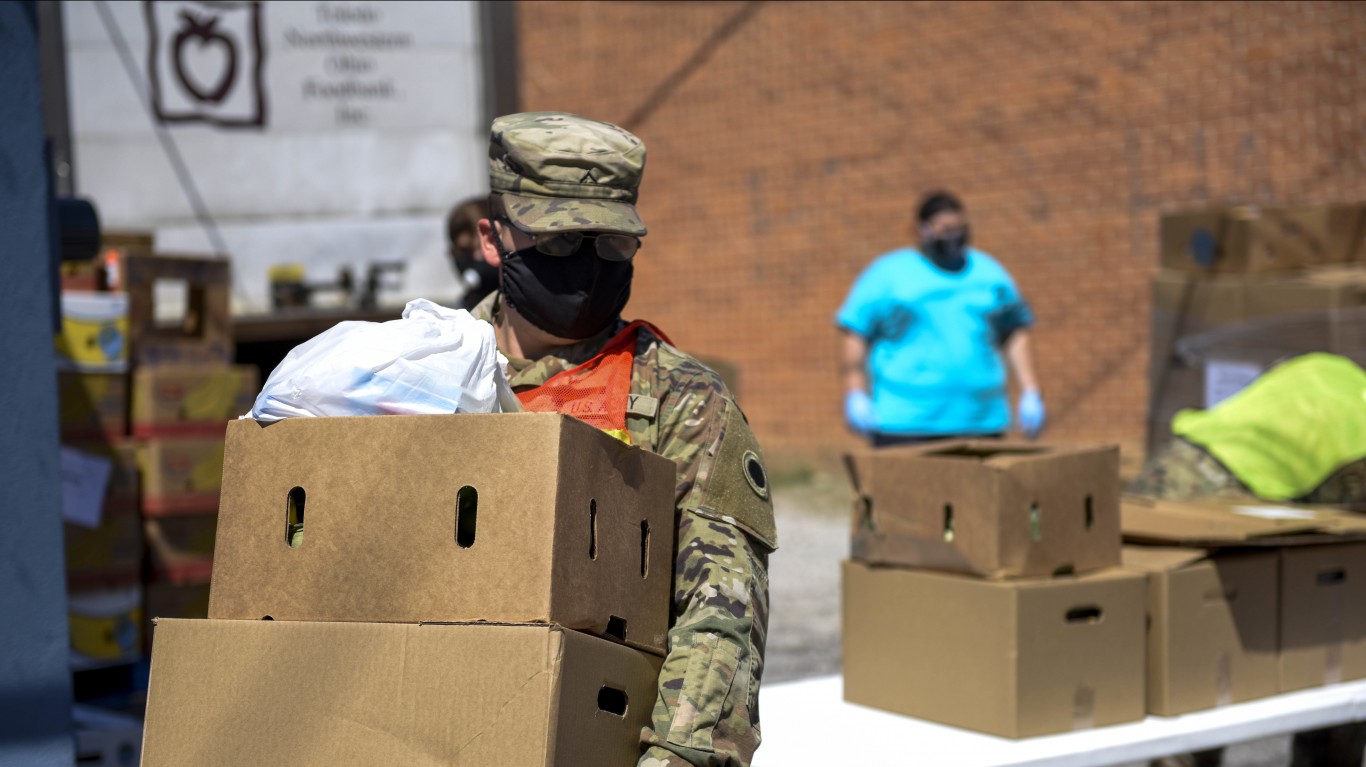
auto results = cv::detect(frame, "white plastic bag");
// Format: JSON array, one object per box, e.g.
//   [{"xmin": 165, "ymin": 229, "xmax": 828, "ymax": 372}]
[{"xmin": 248, "ymin": 299, "xmax": 520, "ymax": 421}]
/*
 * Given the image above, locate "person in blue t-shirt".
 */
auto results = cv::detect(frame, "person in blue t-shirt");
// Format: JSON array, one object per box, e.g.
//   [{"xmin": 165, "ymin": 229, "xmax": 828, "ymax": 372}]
[{"xmin": 836, "ymin": 192, "xmax": 1044, "ymax": 446}]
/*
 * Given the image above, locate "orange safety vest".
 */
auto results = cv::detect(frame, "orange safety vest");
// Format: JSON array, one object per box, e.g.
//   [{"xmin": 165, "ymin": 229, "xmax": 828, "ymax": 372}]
[{"xmin": 516, "ymin": 320, "xmax": 672, "ymax": 444}]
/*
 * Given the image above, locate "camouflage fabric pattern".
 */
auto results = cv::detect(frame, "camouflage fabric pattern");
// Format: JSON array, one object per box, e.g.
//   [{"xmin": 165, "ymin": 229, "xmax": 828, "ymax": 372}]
[
  {"xmin": 1131, "ymin": 437, "xmax": 1366, "ymax": 508},
  {"xmin": 489, "ymin": 112, "xmax": 647, "ymax": 236},
  {"xmin": 472, "ymin": 293, "xmax": 774, "ymax": 767},
  {"xmin": 1127, "ymin": 438, "xmax": 1254, "ymax": 501}
]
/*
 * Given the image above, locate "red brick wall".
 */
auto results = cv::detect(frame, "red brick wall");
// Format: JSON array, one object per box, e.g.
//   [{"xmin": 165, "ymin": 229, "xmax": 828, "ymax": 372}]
[{"xmin": 516, "ymin": 1, "xmax": 1366, "ymax": 460}]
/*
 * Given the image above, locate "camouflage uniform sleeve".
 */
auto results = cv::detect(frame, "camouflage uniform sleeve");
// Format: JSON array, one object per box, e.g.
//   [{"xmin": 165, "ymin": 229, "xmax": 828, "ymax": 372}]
[{"xmin": 638, "ymin": 367, "xmax": 775, "ymax": 767}]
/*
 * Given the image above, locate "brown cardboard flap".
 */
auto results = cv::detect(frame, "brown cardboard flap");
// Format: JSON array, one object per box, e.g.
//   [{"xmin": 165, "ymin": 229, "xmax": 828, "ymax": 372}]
[
  {"xmin": 1121, "ymin": 545, "xmax": 1211, "ymax": 573},
  {"xmin": 1121, "ymin": 497, "xmax": 1349, "ymax": 546}
]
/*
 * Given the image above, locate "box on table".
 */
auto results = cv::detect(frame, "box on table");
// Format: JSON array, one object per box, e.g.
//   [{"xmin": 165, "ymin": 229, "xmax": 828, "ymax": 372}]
[
  {"xmin": 68, "ymin": 585, "xmax": 143, "ymax": 670},
  {"xmin": 57, "ymin": 371, "xmax": 129, "ymax": 440},
  {"xmin": 125, "ymin": 253, "xmax": 232, "ymax": 366},
  {"xmin": 131, "ymin": 363, "xmax": 258, "ymax": 437},
  {"xmin": 847, "ymin": 441, "xmax": 1121, "ymax": 579},
  {"xmin": 1121, "ymin": 496, "xmax": 1366, "ymax": 549},
  {"xmin": 55, "ymin": 292, "xmax": 129, "ymax": 373},
  {"xmin": 1122, "ymin": 546, "xmax": 1279, "ymax": 716},
  {"xmin": 141, "ymin": 619, "xmax": 661, "ymax": 767},
  {"xmin": 138, "ymin": 436, "xmax": 225, "ymax": 515},
  {"xmin": 1279, "ymin": 541, "xmax": 1366, "ymax": 692},
  {"xmin": 1160, "ymin": 203, "xmax": 1366, "ymax": 275},
  {"xmin": 209, "ymin": 413, "xmax": 676, "ymax": 655},
  {"xmin": 1146, "ymin": 267, "xmax": 1366, "ymax": 452},
  {"xmin": 841, "ymin": 559, "xmax": 1146, "ymax": 738}
]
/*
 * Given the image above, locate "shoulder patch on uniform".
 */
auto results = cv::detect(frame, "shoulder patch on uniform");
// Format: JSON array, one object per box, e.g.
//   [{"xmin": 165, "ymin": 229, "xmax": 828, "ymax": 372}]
[{"xmin": 742, "ymin": 449, "xmax": 769, "ymax": 499}]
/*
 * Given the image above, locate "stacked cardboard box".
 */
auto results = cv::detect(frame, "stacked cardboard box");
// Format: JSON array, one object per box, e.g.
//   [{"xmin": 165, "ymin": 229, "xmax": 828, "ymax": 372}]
[
  {"xmin": 841, "ymin": 441, "xmax": 1146, "ymax": 738},
  {"xmin": 1148, "ymin": 202, "xmax": 1366, "ymax": 454},
  {"xmin": 1122, "ymin": 497, "xmax": 1366, "ymax": 714},
  {"xmin": 55, "ymin": 289, "xmax": 144, "ymax": 668},
  {"xmin": 141, "ymin": 413, "xmax": 677, "ymax": 765},
  {"xmin": 55, "ymin": 250, "xmax": 257, "ymax": 670},
  {"xmin": 123, "ymin": 255, "xmax": 258, "ymax": 643}
]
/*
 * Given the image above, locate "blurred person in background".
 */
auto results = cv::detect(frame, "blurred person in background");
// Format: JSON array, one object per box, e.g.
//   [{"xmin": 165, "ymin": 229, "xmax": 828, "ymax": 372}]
[
  {"xmin": 837, "ymin": 191, "xmax": 1044, "ymax": 445},
  {"xmin": 446, "ymin": 197, "xmax": 499, "ymax": 311},
  {"xmin": 1133, "ymin": 352, "xmax": 1366, "ymax": 767},
  {"xmin": 471, "ymin": 112, "xmax": 774, "ymax": 767}
]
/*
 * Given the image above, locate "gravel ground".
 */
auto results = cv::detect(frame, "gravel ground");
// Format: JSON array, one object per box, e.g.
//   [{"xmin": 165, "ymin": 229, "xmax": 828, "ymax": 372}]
[{"xmin": 761, "ymin": 468, "xmax": 1346, "ymax": 767}]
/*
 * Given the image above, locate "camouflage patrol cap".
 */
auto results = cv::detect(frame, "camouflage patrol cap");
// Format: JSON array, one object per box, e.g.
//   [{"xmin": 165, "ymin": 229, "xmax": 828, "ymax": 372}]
[{"xmin": 489, "ymin": 111, "xmax": 647, "ymax": 237}]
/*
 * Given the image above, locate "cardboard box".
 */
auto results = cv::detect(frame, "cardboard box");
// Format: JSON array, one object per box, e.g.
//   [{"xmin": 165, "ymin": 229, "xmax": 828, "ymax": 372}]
[
  {"xmin": 1146, "ymin": 267, "xmax": 1366, "ymax": 451},
  {"xmin": 145, "ymin": 513, "xmax": 217, "ymax": 583},
  {"xmin": 57, "ymin": 371, "xmax": 129, "ymax": 440},
  {"xmin": 842, "ymin": 560, "xmax": 1146, "ymax": 737},
  {"xmin": 126, "ymin": 253, "xmax": 232, "ymax": 366},
  {"xmin": 68, "ymin": 585, "xmax": 143, "ymax": 670},
  {"xmin": 1123, "ymin": 546, "xmax": 1279, "ymax": 716},
  {"xmin": 210, "ymin": 414, "xmax": 676, "ymax": 655},
  {"xmin": 1160, "ymin": 203, "xmax": 1366, "ymax": 275},
  {"xmin": 1278, "ymin": 542, "xmax": 1366, "ymax": 692},
  {"xmin": 138, "ymin": 436, "xmax": 225, "ymax": 515},
  {"xmin": 131, "ymin": 364, "xmax": 258, "ymax": 437},
  {"xmin": 55, "ymin": 292, "xmax": 129, "ymax": 373},
  {"xmin": 142, "ymin": 619, "xmax": 661, "ymax": 767},
  {"xmin": 848, "ymin": 441, "xmax": 1121, "ymax": 579},
  {"xmin": 1121, "ymin": 496, "xmax": 1366, "ymax": 548}
]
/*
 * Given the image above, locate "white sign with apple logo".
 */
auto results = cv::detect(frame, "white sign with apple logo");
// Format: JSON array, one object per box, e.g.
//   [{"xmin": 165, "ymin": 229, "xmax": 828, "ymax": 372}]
[{"xmin": 146, "ymin": 0, "xmax": 265, "ymax": 127}]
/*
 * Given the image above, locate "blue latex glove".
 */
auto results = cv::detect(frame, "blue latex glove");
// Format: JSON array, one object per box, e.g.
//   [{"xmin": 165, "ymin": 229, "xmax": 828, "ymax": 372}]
[
  {"xmin": 845, "ymin": 390, "xmax": 877, "ymax": 434},
  {"xmin": 1018, "ymin": 390, "xmax": 1046, "ymax": 439}
]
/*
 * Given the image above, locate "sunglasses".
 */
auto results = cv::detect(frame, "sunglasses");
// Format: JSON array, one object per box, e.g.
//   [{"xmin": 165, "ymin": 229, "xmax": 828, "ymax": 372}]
[{"xmin": 497, "ymin": 216, "xmax": 639, "ymax": 262}]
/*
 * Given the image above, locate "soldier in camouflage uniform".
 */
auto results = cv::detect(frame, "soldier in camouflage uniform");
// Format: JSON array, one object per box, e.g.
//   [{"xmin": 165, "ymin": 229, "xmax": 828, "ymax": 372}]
[{"xmin": 469, "ymin": 112, "xmax": 776, "ymax": 767}]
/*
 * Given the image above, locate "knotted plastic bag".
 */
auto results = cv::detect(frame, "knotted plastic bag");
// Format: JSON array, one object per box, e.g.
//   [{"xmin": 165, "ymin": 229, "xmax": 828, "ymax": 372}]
[{"xmin": 248, "ymin": 299, "xmax": 519, "ymax": 421}]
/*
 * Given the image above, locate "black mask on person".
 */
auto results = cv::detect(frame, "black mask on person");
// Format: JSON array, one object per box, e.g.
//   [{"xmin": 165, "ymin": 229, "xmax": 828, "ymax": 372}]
[
  {"xmin": 925, "ymin": 228, "xmax": 970, "ymax": 273},
  {"xmin": 500, "ymin": 243, "xmax": 633, "ymax": 340}
]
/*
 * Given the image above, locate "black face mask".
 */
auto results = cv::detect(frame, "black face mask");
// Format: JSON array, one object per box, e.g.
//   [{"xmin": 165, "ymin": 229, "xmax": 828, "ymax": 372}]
[
  {"xmin": 500, "ymin": 243, "xmax": 633, "ymax": 340},
  {"xmin": 925, "ymin": 228, "xmax": 970, "ymax": 273}
]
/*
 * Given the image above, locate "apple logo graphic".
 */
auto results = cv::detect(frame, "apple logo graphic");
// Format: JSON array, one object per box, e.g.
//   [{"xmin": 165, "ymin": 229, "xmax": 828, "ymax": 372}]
[{"xmin": 172, "ymin": 10, "xmax": 238, "ymax": 104}]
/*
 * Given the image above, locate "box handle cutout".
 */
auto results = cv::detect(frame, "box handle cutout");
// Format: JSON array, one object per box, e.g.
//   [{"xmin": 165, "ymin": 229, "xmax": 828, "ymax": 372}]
[
  {"xmin": 943, "ymin": 504, "xmax": 955, "ymax": 543},
  {"xmin": 1204, "ymin": 586, "xmax": 1237, "ymax": 604},
  {"xmin": 597, "ymin": 686, "xmax": 629, "ymax": 717},
  {"xmin": 606, "ymin": 615, "xmax": 627, "ymax": 642},
  {"xmin": 640, "ymin": 520, "xmax": 650, "ymax": 578},
  {"xmin": 1317, "ymin": 568, "xmax": 1346, "ymax": 586},
  {"xmin": 858, "ymin": 496, "xmax": 876, "ymax": 532},
  {"xmin": 1052, "ymin": 564, "xmax": 1075, "ymax": 577},
  {"xmin": 589, "ymin": 499, "xmax": 599, "ymax": 560},
  {"xmin": 261, "ymin": 615, "xmax": 274, "ymax": 620},
  {"xmin": 455, "ymin": 486, "xmax": 478, "ymax": 548},
  {"xmin": 285, "ymin": 486, "xmax": 306, "ymax": 548},
  {"xmin": 1084, "ymin": 495, "xmax": 1094, "ymax": 530},
  {"xmin": 1029, "ymin": 502, "xmax": 1042, "ymax": 542},
  {"xmin": 1066, "ymin": 606, "xmax": 1103, "ymax": 624}
]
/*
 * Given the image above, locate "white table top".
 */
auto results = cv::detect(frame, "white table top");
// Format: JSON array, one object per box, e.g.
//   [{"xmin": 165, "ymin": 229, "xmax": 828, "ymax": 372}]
[{"xmin": 753, "ymin": 675, "xmax": 1366, "ymax": 767}]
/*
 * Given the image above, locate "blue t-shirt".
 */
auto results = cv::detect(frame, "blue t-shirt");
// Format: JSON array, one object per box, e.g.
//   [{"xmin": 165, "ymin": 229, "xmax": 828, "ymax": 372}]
[{"xmin": 836, "ymin": 247, "xmax": 1033, "ymax": 436}]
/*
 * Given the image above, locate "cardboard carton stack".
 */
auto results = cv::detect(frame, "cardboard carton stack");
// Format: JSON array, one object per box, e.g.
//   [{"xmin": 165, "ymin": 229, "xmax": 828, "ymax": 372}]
[
  {"xmin": 140, "ymin": 413, "xmax": 676, "ymax": 766},
  {"xmin": 1148, "ymin": 202, "xmax": 1366, "ymax": 454},
  {"xmin": 841, "ymin": 441, "xmax": 1146, "ymax": 738},
  {"xmin": 124, "ymin": 254, "xmax": 258, "ymax": 642},
  {"xmin": 56, "ymin": 266, "xmax": 144, "ymax": 669},
  {"xmin": 1122, "ymin": 497, "xmax": 1366, "ymax": 715},
  {"xmin": 54, "ymin": 246, "xmax": 256, "ymax": 671}
]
